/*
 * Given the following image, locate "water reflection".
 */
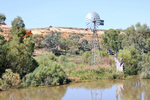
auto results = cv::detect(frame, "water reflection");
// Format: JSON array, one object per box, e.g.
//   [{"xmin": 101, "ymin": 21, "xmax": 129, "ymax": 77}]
[
  {"xmin": 0, "ymin": 85, "xmax": 67, "ymax": 100},
  {"xmin": 120, "ymin": 79, "xmax": 150, "ymax": 100},
  {"xmin": 116, "ymin": 84, "xmax": 124, "ymax": 100},
  {"xmin": 0, "ymin": 79, "xmax": 150, "ymax": 100}
]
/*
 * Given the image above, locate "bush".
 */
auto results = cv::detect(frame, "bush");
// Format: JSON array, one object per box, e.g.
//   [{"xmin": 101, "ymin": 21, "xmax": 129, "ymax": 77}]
[
  {"xmin": 22, "ymin": 53, "xmax": 68, "ymax": 87},
  {"xmin": 59, "ymin": 55, "xmax": 68, "ymax": 63},
  {"xmin": 58, "ymin": 55, "xmax": 76, "ymax": 68},
  {"xmin": 118, "ymin": 46, "xmax": 140, "ymax": 75},
  {"xmin": 62, "ymin": 62, "xmax": 76, "ymax": 68},
  {"xmin": 33, "ymin": 34, "xmax": 44, "ymax": 49},
  {"xmin": 22, "ymin": 62, "xmax": 68, "ymax": 87},
  {"xmin": 82, "ymin": 51, "xmax": 91, "ymax": 64},
  {"xmin": 0, "ymin": 17, "xmax": 38, "ymax": 77},
  {"xmin": 47, "ymin": 52, "xmax": 57, "ymax": 61},
  {"xmin": 65, "ymin": 66, "xmax": 124, "ymax": 80},
  {"xmin": 37, "ymin": 52, "xmax": 57, "ymax": 66},
  {"xmin": 139, "ymin": 52, "xmax": 150, "ymax": 78},
  {"xmin": 100, "ymin": 50, "xmax": 109, "ymax": 57},
  {"xmin": 1, "ymin": 69, "xmax": 21, "ymax": 89},
  {"xmin": 6, "ymin": 40, "xmax": 38, "ymax": 77}
]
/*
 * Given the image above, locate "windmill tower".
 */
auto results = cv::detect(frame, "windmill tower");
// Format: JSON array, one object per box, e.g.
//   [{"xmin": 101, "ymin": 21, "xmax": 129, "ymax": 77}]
[{"xmin": 85, "ymin": 12, "xmax": 104, "ymax": 65}]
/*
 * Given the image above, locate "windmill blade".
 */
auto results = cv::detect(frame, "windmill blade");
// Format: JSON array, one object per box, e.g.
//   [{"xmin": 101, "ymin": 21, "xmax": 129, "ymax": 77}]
[{"xmin": 85, "ymin": 12, "xmax": 102, "ymax": 29}]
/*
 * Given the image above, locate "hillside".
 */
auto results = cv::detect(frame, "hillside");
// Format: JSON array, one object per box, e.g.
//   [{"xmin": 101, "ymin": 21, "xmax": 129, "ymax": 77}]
[
  {"xmin": 31, "ymin": 26, "xmax": 106, "ymax": 41},
  {"xmin": 0, "ymin": 25, "xmax": 108, "ymax": 41}
]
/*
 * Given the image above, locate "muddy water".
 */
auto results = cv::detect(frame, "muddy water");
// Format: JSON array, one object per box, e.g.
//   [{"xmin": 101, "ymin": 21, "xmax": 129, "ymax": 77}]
[{"xmin": 0, "ymin": 79, "xmax": 150, "ymax": 100}]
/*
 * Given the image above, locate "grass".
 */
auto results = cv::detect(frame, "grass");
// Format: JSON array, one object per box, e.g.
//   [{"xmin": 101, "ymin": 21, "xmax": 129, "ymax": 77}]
[
  {"xmin": 33, "ymin": 49, "xmax": 125, "ymax": 82},
  {"xmin": 65, "ymin": 66, "xmax": 125, "ymax": 81}
]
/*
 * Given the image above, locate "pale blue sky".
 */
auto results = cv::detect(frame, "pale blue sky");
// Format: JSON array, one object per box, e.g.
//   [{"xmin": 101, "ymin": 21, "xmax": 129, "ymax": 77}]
[{"xmin": 0, "ymin": 0, "xmax": 150, "ymax": 30}]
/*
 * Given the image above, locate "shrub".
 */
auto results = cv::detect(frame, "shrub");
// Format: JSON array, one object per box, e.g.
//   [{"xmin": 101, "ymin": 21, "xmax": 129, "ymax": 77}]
[
  {"xmin": 59, "ymin": 55, "xmax": 68, "ymax": 63},
  {"xmin": 100, "ymin": 50, "xmax": 109, "ymax": 57},
  {"xmin": 37, "ymin": 52, "xmax": 57, "ymax": 66},
  {"xmin": 22, "ymin": 52, "xmax": 68, "ymax": 87},
  {"xmin": 118, "ymin": 46, "xmax": 140, "ymax": 75},
  {"xmin": 22, "ymin": 62, "xmax": 68, "ymax": 87},
  {"xmin": 139, "ymin": 52, "xmax": 150, "ymax": 78},
  {"xmin": 47, "ymin": 52, "xmax": 57, "ymax": 61},
  {"xmin": 33, "ymin": 34, "xmax": 44, "ymax": 49},
  {"xmin": 82, "ymin": 51, "xmax": 91, "ymax": 64},
  {"xmin": 0, "ymin": 78, "xmax": 3, "ymax": 86},
  {"xmin": 1, "ymin": 69, "xmax": 21, "ymax": 89},
  {"xmin": 58, "ymin": 55, "xmax": 76, "ymax": 68},
  {"xmin": 0, "ymin": 17, "xmax": 38, "ymax": 77},
  {"xmin": 62, "ymin": 62, "xmax": 76, "ymax": 68}
]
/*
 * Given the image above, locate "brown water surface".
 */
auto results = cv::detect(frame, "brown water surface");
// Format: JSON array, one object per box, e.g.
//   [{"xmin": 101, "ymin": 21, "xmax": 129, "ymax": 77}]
[{"xmin": 0, "ymin": 79, "xmax": 150, "ymax": 100}]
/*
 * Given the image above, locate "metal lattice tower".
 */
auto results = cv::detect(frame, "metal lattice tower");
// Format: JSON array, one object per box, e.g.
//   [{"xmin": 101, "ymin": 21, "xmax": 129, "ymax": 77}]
[{"xmin": 85, "ymin": 12, "xmax": 104, "ymax": 65}]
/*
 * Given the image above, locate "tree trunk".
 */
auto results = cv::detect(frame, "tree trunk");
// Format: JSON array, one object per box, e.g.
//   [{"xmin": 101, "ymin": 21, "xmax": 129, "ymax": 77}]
[{"xmin": 114, "ymin": 54, "xmax": 124, "ymax": 72}]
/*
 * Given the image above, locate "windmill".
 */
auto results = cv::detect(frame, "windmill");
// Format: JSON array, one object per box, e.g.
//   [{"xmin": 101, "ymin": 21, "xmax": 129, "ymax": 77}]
[{"xmin": 85, "ymin": 12, "xmax": 104, "ymax": 65}]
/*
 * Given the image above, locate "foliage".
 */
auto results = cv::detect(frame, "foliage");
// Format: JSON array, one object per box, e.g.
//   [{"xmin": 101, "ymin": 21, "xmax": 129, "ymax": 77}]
[
  {"xmin": 47, "ymin": 52, "xmax": 57, "ymax": 61},
  {"xmin": 11, "ymin": 16, "xmax": 26, "ymax": 43},
  {"xmin": 65, "ymin": 66, "xmax": 124, "ymax": 80},
  {"xmin": 122, "ymin": 23, "xmax": 150, "ymax": 54},
  {"xmin": 68, "ymin": 33, "xmax": 84, "ymax": 42},
  {"xmin": 1, "ymin": 69, "xmax": 21, "ymax": 89},
  {"xmin": 6, "ymin": 38, "xmax": 38, "ymax": 77},
  {"xmin": 59, "ymin": 37, "xmax": 70, "ymax": 53},
  {"xmin": 59, "ymin": 55, "xmax": 68, "ymax": 63},
  {"xmin": 11, "ymin": 16, "xmax": 25, "ymax": 28},
  {"xmin": 101, "ymin": 29, "xmax": 123, "ymax": 55},
  {"xmin": 58, "ymin": 55, "xmax": 76, "ymax": 68},
  {"xmin": 118, "ymin": 46, "xmax": 140, "ymax": 75},
  {"xmin": 33, "ymin": 34, "xmax": 44, "ymax": 48},
  {"xmin": 0, "ymin": 13, "xmax": 6, "ymax": 24},
  {"xmin": 79, "ymin": 39, "xmax": 91, "ymax": 52},
  {"xmin": 42, "ymin": 31, "xmax": 90, "ymax": 55},
  {"xmin": 43, "ymin": 31, "xmax": 61, "ymax": 54},
  {"xmin": 82, "ymin": 51, "xmax": 91, "ymax": 64},
  {"xmin": 139, "ymin": 52, "xmax": 150, "ymax": 78},
  {"xmin": 100, "ymin": 49, "xmax": 109, "ymax": 57},
  {"xmin": 36, "ymin": 52, "xmax": 57, "ymax": 67},
  {"xmin": 67, "ymin": 33, "xmax": 84, "ymax": 55},
  {"xmin": 0, "ymin": 16, "xmax": 38, "ymax": 77},
  {"xmin": 0, "ymin": 35, "xmax": 7, "ymax": 76},
  {"xmin": 22, "ymin": 53, "xmax": 68, "ymax": 87}
]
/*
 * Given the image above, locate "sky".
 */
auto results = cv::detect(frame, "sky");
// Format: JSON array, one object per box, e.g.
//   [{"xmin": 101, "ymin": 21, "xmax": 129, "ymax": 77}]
[{"xmin": 0, "ymin": 0, "xmax": 150, "ymax": 30}]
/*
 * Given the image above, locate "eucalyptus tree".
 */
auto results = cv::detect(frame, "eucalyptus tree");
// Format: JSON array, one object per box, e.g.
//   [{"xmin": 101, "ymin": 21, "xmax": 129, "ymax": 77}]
[
  {"xmin": 122, "ymin": 23, "xmax": 150, "ymax": 54},
  {"xmin": 0, "ymin": 14, "xmax": 6, "ymax": 24},
  {"xmin": 43, "ymin": 31, "xmax": 61, "ymax": 54},
  {"xmin": 5, "ymin": 16, "xmax": 38, "ymax": 77},
  {"xmin": 101, "ymin": 29, "xmax": 123, "ymax": 55}
]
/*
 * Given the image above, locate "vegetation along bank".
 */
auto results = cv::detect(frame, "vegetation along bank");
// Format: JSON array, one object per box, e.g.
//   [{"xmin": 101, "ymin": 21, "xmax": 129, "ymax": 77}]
[{"xmin": 0, "ymin": 14, "xmax": 150, "ymax": 90}]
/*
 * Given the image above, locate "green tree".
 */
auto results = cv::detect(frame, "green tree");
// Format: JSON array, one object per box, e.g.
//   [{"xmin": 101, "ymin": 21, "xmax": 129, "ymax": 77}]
[
  {"xmin": 122, "ymin": 23, "xmax": 150, "ymax": 54},
  {"xmin": 0, "ymin": 13, "xmax": 6, "ymax": 32},
  {"xmin": 59, "ymin": 37, "xmax": 70, "ymax": 54},
  {"xmin": 43, "ymin": 31, "xmax": 61, "ymax": 54},
  {"xmin": 139, "ymin": 52, "xmax": 150, "ymax": 78},
  {"xmin": 11, "ymin": 16, "xmax": 26, "ymax": 43},
  {"xmin": 33, "ymin": 34, "xmax": 44, "ymax": 48},
  {"xmin": 101, "ymin": 29, "xmax": 123, "ymax": 55},
  {"xmin": 0, "ymin": 35, "xmax": 8, "ymax": 76},
  {"xmin": 79, "ymin": 39, "xmax": 91, "ymax": 52},
  {"xmin": 118, "ymin": 46, "xmax": 140, "ymax": 75},
  {"xmin": 1, "ymin": 16, "xmax": 38, "ymax": 77},
  {"xmin": 0, "ymin": 14, "xmax": 6, "ymax": 24},
  {"xmin": 82, "ymin": 51, "xmax": 91, "ymax": 64},
  {"xmin": 67, "ymin": 33, "xmax": 83, "ymax": 55}
]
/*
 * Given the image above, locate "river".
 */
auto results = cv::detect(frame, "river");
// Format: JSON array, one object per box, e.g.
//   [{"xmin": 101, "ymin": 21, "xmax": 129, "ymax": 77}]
[{"xmin": 0, "ymin": 79, "xmax": 150, "ymax": 100}]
